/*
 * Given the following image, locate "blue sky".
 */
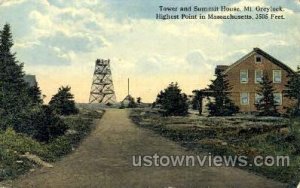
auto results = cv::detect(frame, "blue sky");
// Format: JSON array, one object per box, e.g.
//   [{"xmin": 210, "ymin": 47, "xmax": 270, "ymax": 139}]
[{"xmin": 0, "ymin": 0, "xmax": 299, "ymax": 102}]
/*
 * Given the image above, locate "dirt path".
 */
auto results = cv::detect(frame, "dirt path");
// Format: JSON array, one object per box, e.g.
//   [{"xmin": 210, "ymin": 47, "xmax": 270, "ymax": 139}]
[{"xmin": 13, "ymin": 109, "xmax": 285, "ymax": 188}]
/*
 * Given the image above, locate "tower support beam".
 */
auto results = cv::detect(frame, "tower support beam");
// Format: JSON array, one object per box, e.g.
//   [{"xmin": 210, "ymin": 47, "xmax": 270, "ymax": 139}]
[{"xmin": 89, "ymin": 59, "xmax": 117, "ymax": 104}]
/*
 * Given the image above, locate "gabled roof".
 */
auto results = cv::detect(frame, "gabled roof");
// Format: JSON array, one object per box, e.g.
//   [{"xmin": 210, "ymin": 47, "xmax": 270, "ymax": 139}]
[
  {"xmin": 222, "ymin": 48, "xmax": 295, "ymax": 74},
  {"xmin": 122, "ymin": 94, "xmax": 133, "ymax": 103}
]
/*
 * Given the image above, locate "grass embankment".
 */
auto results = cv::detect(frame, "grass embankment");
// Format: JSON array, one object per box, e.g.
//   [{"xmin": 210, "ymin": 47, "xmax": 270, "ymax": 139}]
[
  {"xmin": 0, "ymin": 109, "xmax": 104, "ymax": 181},
  {"xmin": 130, "ymin": 108, "xmax": 300, "ymax": 186}
]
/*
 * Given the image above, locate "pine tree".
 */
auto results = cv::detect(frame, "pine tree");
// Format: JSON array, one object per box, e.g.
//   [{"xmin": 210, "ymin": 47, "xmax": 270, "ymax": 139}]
[
  {"xmin": 255, "ymin": 75, "xmax": 279, "ymax": 116},
  {"xmin": 284, "ymin": 66, "xmax": 300, "ymax": 116},
  {"xmin": 27, "ymin": 84, "xmax": 43, "ymax": 105},
  {"xmin": 155, "ymin": 82, "xmax": 189, "ymax": 116},
  {"xmin": 0, "ymin": 23, "xmax": 30, "ymax": 128},
  {"xmin": 207, "ymin": 69, "xmax": 239, "ymax": 116},
  {"xmin": 49, "ymin": 86, "xmax": 78, "ymax": 115}
]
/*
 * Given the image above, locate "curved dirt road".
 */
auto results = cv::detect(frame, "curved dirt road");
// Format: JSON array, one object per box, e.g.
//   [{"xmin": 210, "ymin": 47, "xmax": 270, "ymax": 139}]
[{"xmin": 13, "ymin": 109, "xmax": 285, "ymax": 188}]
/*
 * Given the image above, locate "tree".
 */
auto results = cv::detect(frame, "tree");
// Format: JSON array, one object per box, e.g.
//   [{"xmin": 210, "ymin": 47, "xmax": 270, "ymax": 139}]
[
  {"xmin": 255, "ymin": 75, "xmax": 279, "ymax": 116},
  {"xmin": 49, "ymin": 86, "xmax": 79, "ymax": 115},
  {"xmin": 137, "ymin": 97, "xmax": 142, "ymax": 104},
  {"xmin": 15, "ymin": 105, "xmax": 68, "ymax": 142},
  {"xmin": 155, "ymin": 82, "xmax": 188, "ymax": 116},
  {"xmin": 192, "ymin": 90, "xmax": 204, "ymax": 115},
  {"xmin": 0, "ymin": 23, "xmax": 67, "ymax": 142},
  {"xmin": 284, "ymin": 67, "xmax": 300, "ymax": 116},
  {"xmin": 27, "ymin": 84, "xmax": 43, "ymax": 105},
  {"xmin": 207, "ymin": 69, "xmax": 239, "ymax": 116},
  {"xmin": 127, "ymin": 97, "xmax": 137, "ymax": 108},
  {"xmin": 0, "ymin": 23, "xmax": 31, "ymax": 129}
]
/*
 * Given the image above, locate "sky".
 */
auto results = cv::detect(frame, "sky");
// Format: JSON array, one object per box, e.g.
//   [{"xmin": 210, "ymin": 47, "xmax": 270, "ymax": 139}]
[{"xmin": 0, "ymin": 0, "xmax": 299, "ymax": 103}]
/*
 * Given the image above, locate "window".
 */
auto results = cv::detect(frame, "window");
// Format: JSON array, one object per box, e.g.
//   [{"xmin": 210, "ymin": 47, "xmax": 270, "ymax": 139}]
[
  {"xmin": 273, "ymin": 70, "xmax": 282, "ymax": 83},
  {"xmin": 240, "ymin": 70, "xmax": 248, "ymax": 83},
  {"xmin": 255, "ymin": 55, "xmax": 262, "ymax": 63},
  {"xmin": 274, "ymin": 93, "xmax": 282, "ymax": 105},
  {"xmin": 255, "ymin": 70, "xmax": 263, "ymax": 83},
  {"xmin": 255, "ymin": 93, "xmax": 263, "ymax": 104},
  {"xmin": 240, "ymin": 93, "xmax": 249, "ymax": 105}
]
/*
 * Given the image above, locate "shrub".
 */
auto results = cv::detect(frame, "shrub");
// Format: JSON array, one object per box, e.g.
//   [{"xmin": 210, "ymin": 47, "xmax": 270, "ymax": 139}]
[
  {"xmin": 0, "ymin": 129, "xmax": 45, "ymax": 180},
  {"xmin": 207, "ymin": 98, "xmax": 239, "ymax": 116},
  {"xmin": 0, "ymin": 128, "xmax": 45, "ymax": 155},
  {"xmin": 14, "ymin": 105, "xmax": 68, "ymax": 142},
  {"xmin": 289, "ymin": 119, "xmax": 300, "ymax": 154},
  {"xmin": 49, "ymin": 86, "xmax": 79, "ymax": 115},
  {"xmin": 0, "ymin": 147, "xmax": 32, "ymax": 180},
  {"xmin": 155, "ymin": 82, "xmax": 189, "ymax": 116},
  {"xmin": 127, "ymin": 97, "xmax": 137, "ymax": 108},
  {"xmin": 45, "ymin": 136, "xmax": 73, "ymax": 159}
]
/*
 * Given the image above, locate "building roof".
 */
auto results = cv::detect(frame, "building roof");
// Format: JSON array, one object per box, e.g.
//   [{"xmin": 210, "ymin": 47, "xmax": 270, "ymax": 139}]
[
  {"xmin": 121, "ymin": 94, "xmax": 133, "ymax": 103},
  {"xmin": 221, "ymin": 48, "xmax": 295, "ymax": 75},
  {"xmin": 24, "ymin": 75, "xmax": 37, "ymax": 87}
]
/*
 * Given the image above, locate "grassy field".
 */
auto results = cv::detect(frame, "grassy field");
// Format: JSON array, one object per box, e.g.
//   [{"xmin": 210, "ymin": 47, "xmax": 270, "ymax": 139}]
[
  {"xmin": 0, "ymin": 109, "xmax": 104, "ymax": 182},
  {"xmin": 130, "ymin": 108, "xmax": 300, "ymax": 186}
]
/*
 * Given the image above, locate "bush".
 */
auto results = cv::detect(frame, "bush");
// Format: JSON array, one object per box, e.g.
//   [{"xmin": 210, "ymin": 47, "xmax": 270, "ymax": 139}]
[
  {"xmin": 64, "ymin": 117, "xmax": 93, "ymax": 138},
  {"xmin": 155, "ymin": 82, "xmax": 189, "ymax": 116},
  {"xmin": 127, "ymin": 97, "xmax": 137, "ymax": 108},
  {"xmin": 289, "ymin": 119, "xmax": 300, "ymax": 154},
  {"xmin": 0, "ymin": 128, "xmax": 45, "ymax": 155},
  {"xmin": 0, "ymin": 108, "xmax": 100, "ymax": 180},
  {"xmin": 79, "ymin": 109, "xmax": 103, "ymax": 119},
  {"xmin": 207, "ymin": 98, "xmax": 239, "ymax": 116},
  {"xmin": 0, "ymin": 147, "xmax": 32, "ymax": 181},
  {"xmin": 0, "ymin": 129, "xmax": 45, "ymax": 180},
  {"xmin": 45, "ymin": 136, "xmax": 73, "ymax": 159},
  {"xmin": 14, "ymin": 105, "xmax": 68, "ymax": 142},
  {"xmin": 49, "ymin": 86, "xmax": 79, "ymax": 116}
]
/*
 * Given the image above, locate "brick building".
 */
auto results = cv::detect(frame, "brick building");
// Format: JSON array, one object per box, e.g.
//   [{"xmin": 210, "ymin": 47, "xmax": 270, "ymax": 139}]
[{"xmin": 203, "ymin": 48, "xmax": 295, "ymax": 113}]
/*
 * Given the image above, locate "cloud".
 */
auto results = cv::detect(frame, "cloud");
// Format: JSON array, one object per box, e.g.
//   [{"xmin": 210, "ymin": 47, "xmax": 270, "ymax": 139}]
[
  {"xmin": 264, "ymin": 0, "xmax": 300, "ymax": 13},
  {"xmin": 1, "ymin": 0, "xmax": 110, "ymax": 66},
  {"xmin": 221, "ymin": 0, "xmax": 300, "ymax": 35},
  {"xmin": 17, "ymin": 43, "xmax": 72, "ymax": 65},
  {"xmin": 185, "ymin": 50, "xmax": 213, "ymax": 72},
  {"xmin": 0, "ymin": 0, "xmax": 47, "ymax": 38},
  {"xmin": 47, "ymin": 0, "xmax": 101, "ymax": 8},
  {"xmin": 38, "ymin": 31, "xmax": 107, "ymax": 53},
  {"xmin": 101, "ymin": 0, "xmax": 242, "ymax": 20}
]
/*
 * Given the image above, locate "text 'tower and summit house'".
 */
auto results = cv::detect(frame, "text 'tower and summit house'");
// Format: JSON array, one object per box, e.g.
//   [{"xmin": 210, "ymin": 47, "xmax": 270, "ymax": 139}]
[{"xmin": 202, "ymin": 48, "xmax": 295, "ymax": 113}]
